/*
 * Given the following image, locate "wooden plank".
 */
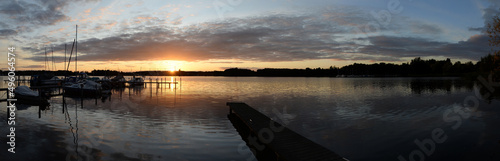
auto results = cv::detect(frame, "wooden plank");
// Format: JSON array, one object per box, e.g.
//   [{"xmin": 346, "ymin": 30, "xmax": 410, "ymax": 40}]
[{"xmin": 227, "ymin": 102, "xmax": 348, "ymax": 161}]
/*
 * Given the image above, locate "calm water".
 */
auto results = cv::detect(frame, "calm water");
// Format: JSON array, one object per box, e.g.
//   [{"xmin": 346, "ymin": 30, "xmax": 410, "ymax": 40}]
[{"xmin": 0, "ymin": 76, "xmax": 499, "ymax": 161}]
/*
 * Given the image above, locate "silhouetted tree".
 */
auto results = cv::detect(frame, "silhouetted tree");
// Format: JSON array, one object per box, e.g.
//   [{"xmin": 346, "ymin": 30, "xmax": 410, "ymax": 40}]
[
  {"xmin": 224, "ymin": 68, "xmax": 255, "ymax": 76},
  {"xmin": 486, "ymin": 15, "xmax": 500, "ymax": 80}
]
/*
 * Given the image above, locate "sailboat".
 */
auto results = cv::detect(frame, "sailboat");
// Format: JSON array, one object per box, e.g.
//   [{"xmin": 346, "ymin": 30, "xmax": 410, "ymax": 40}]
[
  {"xmin": 30, "ymin": 47, "xmax": 62, "ymax": 86},
  {"xmin": 62, "ymin": 25, "xmax": 106, "ymax": 97}
]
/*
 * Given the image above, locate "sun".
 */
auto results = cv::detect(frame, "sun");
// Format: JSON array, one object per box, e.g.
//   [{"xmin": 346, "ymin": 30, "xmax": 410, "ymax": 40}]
[{"xmin": 162, "ymin": 60, "xmax": 183, "ymax": 72}]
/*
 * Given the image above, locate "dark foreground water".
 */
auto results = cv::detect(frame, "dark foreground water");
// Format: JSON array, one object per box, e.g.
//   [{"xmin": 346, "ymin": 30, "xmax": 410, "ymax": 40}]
[{"xmin": 1, "ymin": 76, "xmax": 499, "ymax": 161}]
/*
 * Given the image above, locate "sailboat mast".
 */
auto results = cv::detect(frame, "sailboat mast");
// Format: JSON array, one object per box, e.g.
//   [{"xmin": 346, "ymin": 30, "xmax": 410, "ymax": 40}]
[
  {"xmin": 76, "ymin": 25, "xmax": 78, "ymax": 72},
  {"xmin": 65, "ymin": 44, "xmax": 67, "ymax": 72},
  {"xmin": 67, "ymin": 39, "xmax": 75, "ymax": 71},
  {"xmin": 44, "ymin": 47, "xmax": 47, "ymax": 71},
  {"xmin": 52, "ymin": 47, "xmax": 55, "ymax": 71}
]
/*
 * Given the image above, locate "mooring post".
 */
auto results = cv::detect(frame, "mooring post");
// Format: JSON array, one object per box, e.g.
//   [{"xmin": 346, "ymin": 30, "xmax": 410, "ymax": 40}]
[
  {"xmin": 95, "ymin": 84, "xmax": 98, "ymax": 105},
  {"xmin": 80, "ymin": 83, "xmax": 84, "ymax": 98},
  {"xmin": 62, "ymin": 95, "xmax": 65, "ymax": 114},
  {"xmin": 6, "ymin": 91, "xmax": 9, "ymax": 123}
]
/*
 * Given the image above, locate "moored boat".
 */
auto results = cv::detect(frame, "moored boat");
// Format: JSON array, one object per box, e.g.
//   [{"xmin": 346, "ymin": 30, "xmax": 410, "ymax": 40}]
[
  {"xmin": 110, "ymin": 75, "xmax": 126, "ymax": 87},
  {"xmin": 14, "ymin": 86, "xmax": 49, "ymax": 105},
  {"xmin": 63, "ymin": 80, "xmax": 102, "ymax": 97},
  {"xmin": 30, "ymin": 74, "xmax": 62, "ymax": 86},
  {"xmin": 128, "ymin": 76, "xmax": 144, "ymax": 86}
]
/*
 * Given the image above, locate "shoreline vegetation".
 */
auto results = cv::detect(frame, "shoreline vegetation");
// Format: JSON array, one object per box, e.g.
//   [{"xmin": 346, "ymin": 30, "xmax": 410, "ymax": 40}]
[{"xmin": 2, "ymin": 56, "xmax": 499, "ymax": 79}]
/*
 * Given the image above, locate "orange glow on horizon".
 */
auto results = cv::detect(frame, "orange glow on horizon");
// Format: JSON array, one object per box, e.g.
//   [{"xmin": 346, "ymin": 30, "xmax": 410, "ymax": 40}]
[{"xmin": 15, "ymin": 59, "xmax": 370, "ymax": 72}]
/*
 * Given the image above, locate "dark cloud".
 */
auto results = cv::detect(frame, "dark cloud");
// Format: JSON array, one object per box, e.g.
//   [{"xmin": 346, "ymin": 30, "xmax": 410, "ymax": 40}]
[
  {"xmin": 20, "ymin": 64, "xmax": 44, "ymax": 69},
  {"xmin": 409, "ymin": 21, "xmax": 443, "ymax": 35},
  {"xmin": 0, "ymin": 29, "xmax": 17, "ymax": 36},
  {"xmin": 207, "ymin": 61, "xmax": 245, "ymax": 64},
  {"xmin": 0, "ymin": 0, "xmax": 67, "ymax": 26},
  {"xmin": 0, "ymin": 0, "xmax": 100, "ymax": 27},
  {"xmin": 0, "ymin": 1, "xmax": 25, "ymax": 15},
  {"xmin": 359, "ymin": 34, "xmax": 491, "ymax": 60},
  {"xmin": 0, "ymin": 22, "xmax": 9, "ymax": 28}
]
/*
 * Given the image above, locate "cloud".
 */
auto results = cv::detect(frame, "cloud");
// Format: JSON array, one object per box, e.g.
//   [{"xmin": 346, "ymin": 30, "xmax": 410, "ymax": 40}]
[
  {"xmin": 22, "ymin": 5, "xmax": 491, "ymax": 64},
  {"xmin": 84, "ymin": 8, "xmax": 92, "ymax": 14},
  {"xmin": 93, "ymin": 21, "xmax": 117, "ymax": 30},
  {"xmin": 470, "ymin": 0, "xmax": 500, "ymax": 32},
  {"xmin": 49, "ymin": 28, "xmax": 66, "ymax": 34}
]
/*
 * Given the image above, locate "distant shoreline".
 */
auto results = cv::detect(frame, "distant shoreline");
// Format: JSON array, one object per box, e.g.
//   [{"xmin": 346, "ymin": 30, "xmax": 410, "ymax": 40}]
[
  {"xmin": 0, "ymin": 70, "xmax": 478, "ymax": 78},
  {"xmin": 1, "ymin": 56, "xmax": 496, "ymax": 79}
]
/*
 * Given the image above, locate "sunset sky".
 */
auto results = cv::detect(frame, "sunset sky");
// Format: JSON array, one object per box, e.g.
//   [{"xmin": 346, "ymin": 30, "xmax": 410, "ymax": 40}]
[{"xmin": 0, "ymin": 0, "xmax": 499, "ymax": 71}]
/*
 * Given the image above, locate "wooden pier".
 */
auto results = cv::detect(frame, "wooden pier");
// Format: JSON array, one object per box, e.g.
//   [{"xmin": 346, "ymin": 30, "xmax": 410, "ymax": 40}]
[
  {"xmin": 227, "ymin": 102, "xmax": 348, "ymax": 161},
  {"xmin": 143, "ymin": 78, "xmax": 179, "ymax": 88},
  {"xmin": 3, "ymin": 79, "xmax": 30, "ymax": 83}
]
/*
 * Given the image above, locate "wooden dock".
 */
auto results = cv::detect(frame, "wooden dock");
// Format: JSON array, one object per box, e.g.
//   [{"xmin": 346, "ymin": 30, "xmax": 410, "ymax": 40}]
[{"xmin": 227, "ymin": 102, "xmax": 348, "ymax": 161}]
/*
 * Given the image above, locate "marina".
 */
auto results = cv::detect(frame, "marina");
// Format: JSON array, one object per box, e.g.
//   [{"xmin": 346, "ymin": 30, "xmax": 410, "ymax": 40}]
[
  {"xmin": 1, "ymin": 0, "xmax": 500, "ymax": 160},
  {"xmin": 0, "ymin": 76, "xmax": 180, "ymax": 102}
]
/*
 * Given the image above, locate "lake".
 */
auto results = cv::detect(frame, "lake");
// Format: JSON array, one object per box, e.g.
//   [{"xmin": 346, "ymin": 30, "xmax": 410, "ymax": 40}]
[{"xmin": 1, "ymin": 76, "xmax": 499, "ymax": 161}]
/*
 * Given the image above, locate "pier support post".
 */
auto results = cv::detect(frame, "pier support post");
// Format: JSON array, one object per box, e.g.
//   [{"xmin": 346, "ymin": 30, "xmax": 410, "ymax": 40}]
[{"xmin": 6, "ymin": 91, "xmax": 9, "ymax": 123}]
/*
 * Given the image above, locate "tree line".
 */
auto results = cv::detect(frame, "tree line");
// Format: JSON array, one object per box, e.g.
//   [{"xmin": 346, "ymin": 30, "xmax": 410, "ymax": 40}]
[
  {"xmin": 222, "ymin": 55, "xmax": 499, "ymax": 77},
  {"xmin": 1, "ymin": 55, "xmax": 498, "ymax": 78}
]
